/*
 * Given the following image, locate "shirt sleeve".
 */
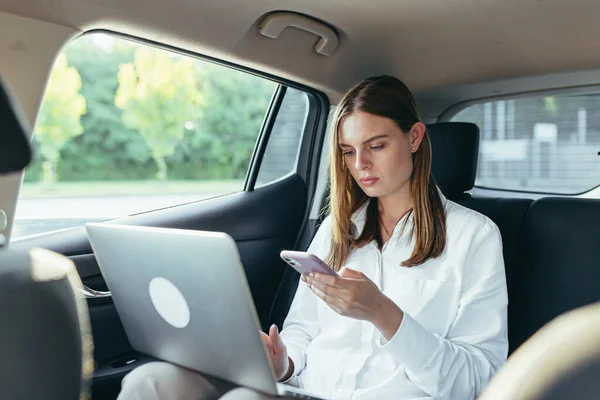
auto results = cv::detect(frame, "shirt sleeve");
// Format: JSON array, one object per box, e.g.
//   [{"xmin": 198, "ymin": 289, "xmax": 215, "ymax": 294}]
[
  {"xmin": 279, "ymin": 216, "xmax": 332, "ymax": 377},
  {"xmin": 376, "ymin": 220, "xmax": 509, "ymax": 399}
]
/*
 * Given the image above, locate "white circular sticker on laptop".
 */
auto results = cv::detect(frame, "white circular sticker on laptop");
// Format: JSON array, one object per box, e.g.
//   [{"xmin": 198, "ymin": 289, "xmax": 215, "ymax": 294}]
[{"xmin": 148, "ymin": 277, "xmax": 190, "ymax": 329}]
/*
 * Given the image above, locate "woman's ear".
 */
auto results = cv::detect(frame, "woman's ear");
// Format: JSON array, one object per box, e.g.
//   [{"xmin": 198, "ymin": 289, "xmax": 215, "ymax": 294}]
[{"xmin": 409, "ymin": 122, "xmax": 426, "ymax": 153}]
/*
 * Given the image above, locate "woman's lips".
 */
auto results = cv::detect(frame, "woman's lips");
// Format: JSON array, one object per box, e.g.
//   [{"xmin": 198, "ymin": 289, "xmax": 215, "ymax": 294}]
[{"xmin": 359, "ymin": 177, "xmax": 379, "ymax": 187}]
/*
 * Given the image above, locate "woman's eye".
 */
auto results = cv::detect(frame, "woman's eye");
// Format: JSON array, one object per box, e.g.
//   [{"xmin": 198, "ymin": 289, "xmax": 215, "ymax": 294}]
[
  {"xmin": 370, "ymin": 145, "xmax": 384, "ymax": 151},
  {"xmin": 343, "ymin": 150, "xmax": 355, "ymax": 157}
]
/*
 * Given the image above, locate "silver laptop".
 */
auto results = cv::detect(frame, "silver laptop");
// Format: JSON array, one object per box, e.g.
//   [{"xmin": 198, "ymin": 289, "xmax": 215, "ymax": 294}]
[{"xmin": 86, "ymin": 222, "xmax": 322, "ymax": 399}]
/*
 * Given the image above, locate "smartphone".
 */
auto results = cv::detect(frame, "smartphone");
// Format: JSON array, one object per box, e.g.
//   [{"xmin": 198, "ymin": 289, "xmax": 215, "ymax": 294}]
[{"xmin": 280, "ymin": 250, "xmax": 338, "ymax": 276}]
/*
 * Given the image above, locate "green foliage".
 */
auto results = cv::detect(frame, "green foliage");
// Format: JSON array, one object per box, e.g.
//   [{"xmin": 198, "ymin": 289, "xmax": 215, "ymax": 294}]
[
  {"xmin": 33, "ymin": 53, "xmax": 86, "ymax": 186},
  {"xmin": 173, "ymin": 64, "xmax": 275, "ymax": 179},
  {"xmin": 26, "ymin": 34, "xmax": 276, "ymax": 184},
  {"xmin": 115, "ymin": 48, "xmax": 202, "ymax": 181}
]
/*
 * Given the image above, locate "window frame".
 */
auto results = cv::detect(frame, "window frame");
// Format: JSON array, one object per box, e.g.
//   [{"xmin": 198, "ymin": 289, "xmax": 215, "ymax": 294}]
[
  {"xmin": 439, "ymin": 87, "xmax": 600, "ymax": 197},
  {"xmin": 12, "ymin": 29, "xmax": 331, "ymax": 240}
]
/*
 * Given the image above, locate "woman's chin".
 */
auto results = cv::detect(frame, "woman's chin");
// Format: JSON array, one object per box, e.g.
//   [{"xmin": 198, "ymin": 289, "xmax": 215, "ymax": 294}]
[{"xmin": 360, "ymin": 186, "xmax": 384, "ymax": 198}]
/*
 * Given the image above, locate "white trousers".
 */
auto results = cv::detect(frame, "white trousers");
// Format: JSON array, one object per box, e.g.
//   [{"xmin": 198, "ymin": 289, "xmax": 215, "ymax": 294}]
[{"xmin": 117, "ymin": 361, "xmax": 299, "ymax": 400}]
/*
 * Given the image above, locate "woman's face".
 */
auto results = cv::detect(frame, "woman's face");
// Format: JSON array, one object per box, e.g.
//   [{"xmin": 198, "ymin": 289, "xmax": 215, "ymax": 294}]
[{"xmin": 338, "ymin": 112, "xmax": 424, "ymax": 199}]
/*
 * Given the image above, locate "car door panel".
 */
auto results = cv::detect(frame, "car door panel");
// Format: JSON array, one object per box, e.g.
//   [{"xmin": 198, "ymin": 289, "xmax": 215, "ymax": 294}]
[{"xmin": 11, "ymin": 174, "xmax": 307, "ymax": 399}]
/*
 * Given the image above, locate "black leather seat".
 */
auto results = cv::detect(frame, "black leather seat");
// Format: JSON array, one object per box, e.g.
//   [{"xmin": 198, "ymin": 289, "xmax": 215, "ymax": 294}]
[
  {"xmin": 511, "ymin": 197, "xmax": 600, "ymax": 350},
  {"xmin": 429, "ymin": 121, "xmax": 600, "ymax": 356},
  {"xmin": 429, "ymin": 122, "xmax": 534, "ymax": 354},
  {"xmin": 480, "ymin": 197, "xmax": 600, "ymax": 399}
]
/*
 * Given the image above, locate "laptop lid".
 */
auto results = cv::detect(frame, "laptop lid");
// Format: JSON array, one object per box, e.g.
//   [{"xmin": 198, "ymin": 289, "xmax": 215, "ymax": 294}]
[{"xmin": 86, "ymin": 222, "xmax": 279, "ymax": 395}]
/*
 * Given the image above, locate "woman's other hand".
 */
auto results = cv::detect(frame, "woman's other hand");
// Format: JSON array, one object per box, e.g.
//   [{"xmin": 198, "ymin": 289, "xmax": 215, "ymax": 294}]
[{"xmin": 260, "ymin": 324, "xmax": 294, "ymax": 381}]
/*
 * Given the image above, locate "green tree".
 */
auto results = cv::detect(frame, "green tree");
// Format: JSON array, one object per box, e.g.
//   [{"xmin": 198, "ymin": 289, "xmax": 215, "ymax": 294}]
[
  {"xmin": 115, "ymin": 47, "xmax": 202, "ymax": 181},
  {"xmin": 34, "ymin": 53, "xmax": 86, "ymax": 186},
  {"xmin": 58, "ymin": 35, "xmax": 152, "ymax": 181},
  {"xmin": 171, "ymin": 63, "xmax": 275, "ymax": 179}
]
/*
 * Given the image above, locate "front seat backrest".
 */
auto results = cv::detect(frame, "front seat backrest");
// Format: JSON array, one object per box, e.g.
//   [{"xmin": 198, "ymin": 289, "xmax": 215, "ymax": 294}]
[
  {"xmin": 479, "ymin": 302, "xmax": 600, "ymax": 400},
  {"xmin": 0, "ymin": 248, "xmax": 94, "ymax": 399}
]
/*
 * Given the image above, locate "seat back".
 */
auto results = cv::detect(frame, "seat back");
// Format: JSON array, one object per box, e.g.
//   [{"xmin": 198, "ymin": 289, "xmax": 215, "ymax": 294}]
[
  {"xmin": 429, "ymin": 122, "xmax": 533, "ymax": 354},
  {"xmin": 429, "ymin": 121, "xmax": 600, "ymax": 355},
  {"xmin": 0, "ymin": 248, "xmax": 94, "ymax": 400},
  {"xmin": 510, "ymin": 197, "xmax": 600, "ymax": 350},
  {"xmin": 480, "ymin": 302, "xmax": 600, "ymax": 400}
]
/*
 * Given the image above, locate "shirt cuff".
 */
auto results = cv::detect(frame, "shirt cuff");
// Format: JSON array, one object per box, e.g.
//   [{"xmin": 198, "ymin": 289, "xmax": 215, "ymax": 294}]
[
  {"xmin": 282, "ymin": 341, "xmax": 304, "ymax": 380},
  {"xmin": 376, "ymin": 312, "xmax": 441, "ymax": 374}
]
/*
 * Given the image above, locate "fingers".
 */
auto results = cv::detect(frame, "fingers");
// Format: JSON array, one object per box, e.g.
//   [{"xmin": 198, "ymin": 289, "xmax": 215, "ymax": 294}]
[
  {"xmin": 309, "ymin": 272, "xmax": 344, "ymax": 287},
  {"xmin": 309, "ymin": 278, "xmax": 345, "ymax": 299},
  {"xmin": 311, "ymin": 285, "xmax": 346, "ymax": 315},
  {"xmin": 309, "ymin": 281, "xmax": 346, "ymax": 309},
  {"xmin": 307, "ymin": 269, "xmax": 365, "ymax": 288},
  {"xmin": 302, "ymin": 272, "xmax": 349, "ymax": 305}
]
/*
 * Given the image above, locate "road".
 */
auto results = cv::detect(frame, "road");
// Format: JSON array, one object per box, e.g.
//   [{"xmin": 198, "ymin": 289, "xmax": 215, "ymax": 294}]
[{"xmin": 12, "ymin": 193, "xmax": 221, "ymax": 239}]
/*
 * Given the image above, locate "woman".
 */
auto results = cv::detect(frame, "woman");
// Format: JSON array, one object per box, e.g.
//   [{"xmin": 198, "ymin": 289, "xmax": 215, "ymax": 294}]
[{"xmin": 119, "ymin": 76, "xmax": 508, "ymax": 400}]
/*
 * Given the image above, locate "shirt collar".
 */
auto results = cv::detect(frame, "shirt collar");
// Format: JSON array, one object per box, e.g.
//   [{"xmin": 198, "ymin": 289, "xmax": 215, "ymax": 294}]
[{"xmin": 349, "ymin": 186, "xmax": 447, "ymax": 238}]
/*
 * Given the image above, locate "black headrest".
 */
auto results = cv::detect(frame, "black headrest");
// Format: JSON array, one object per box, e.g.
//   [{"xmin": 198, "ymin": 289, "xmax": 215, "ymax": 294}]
[
  {"xmin": 428, "ymin": 122, "xmax": 480, "ymax": 199},
  {"xmin": 0, "ymin": 78, "xmax": 32, "ymax": 174}
]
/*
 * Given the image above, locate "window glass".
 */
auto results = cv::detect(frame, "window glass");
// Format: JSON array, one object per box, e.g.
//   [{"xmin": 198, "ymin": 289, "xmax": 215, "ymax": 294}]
[
  {"xmin": 13, "ymin": 33, "xmax": 278, "ymax": 240},
  {"xmin": 256, "ymin": 87, "xmax": 309, "ymax": 187},
  {"xmin": 451, "ymin": 94, "xmax": 600, "ymax": 194}
]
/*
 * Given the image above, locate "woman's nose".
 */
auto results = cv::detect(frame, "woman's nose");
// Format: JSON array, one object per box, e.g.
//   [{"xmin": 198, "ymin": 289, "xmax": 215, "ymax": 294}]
[{"xmin": 355, "ymin": 151, "xmax": 371, "ymax": 170}]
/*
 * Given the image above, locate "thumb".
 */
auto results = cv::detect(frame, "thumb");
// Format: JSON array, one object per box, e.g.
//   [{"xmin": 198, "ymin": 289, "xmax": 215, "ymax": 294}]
[
  {"xmin": 260, "ymin": 331, "xmax": 271, "ymax": 349},
  {"xmin": 339, "ymin": 267, "xmax": 363, "ymax": 278},
  {"xmin": 269, "ymin": 324, "xmax": 284, "ymax": 351}
]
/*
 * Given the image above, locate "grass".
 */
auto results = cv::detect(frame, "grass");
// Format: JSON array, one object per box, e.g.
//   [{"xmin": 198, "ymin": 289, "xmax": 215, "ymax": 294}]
[{"xmin": 20, "ymin": 180, "xmax": 245, "ymax": 199}]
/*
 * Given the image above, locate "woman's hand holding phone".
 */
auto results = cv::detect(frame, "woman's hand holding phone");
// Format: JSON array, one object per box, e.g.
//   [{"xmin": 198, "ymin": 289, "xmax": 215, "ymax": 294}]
[
  {"xmin": 260, "ymin": 324, "xmax": 294, "ymax": 381},
  {"xmin": 280, "ymin": 250, "xmax": 338, "ymax": 277}
]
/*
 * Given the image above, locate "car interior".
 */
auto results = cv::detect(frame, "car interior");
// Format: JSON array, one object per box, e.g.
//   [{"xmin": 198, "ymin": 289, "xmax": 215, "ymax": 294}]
[
  {"xmin": 0, "ymin": 79, "xmax": 92, "ymax": 399},
  {"xmin": 0, "ymin": 1, "xmax": 599, "ymax": 399}
]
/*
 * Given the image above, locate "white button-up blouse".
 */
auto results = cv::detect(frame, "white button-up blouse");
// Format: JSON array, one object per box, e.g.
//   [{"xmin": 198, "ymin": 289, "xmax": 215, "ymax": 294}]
[{"xmin": 280, "ymin": 193, "xmax": 508, "ymax": 400}]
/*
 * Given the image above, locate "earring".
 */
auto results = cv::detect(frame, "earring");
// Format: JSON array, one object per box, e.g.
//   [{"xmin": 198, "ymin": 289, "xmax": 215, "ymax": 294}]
[{"xmin": 412, "ymin": 147, "xmax": 415, "ymax": 152}]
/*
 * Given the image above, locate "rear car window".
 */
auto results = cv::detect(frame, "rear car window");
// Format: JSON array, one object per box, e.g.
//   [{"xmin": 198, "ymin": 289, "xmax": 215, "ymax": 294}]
[
  {"xmin": 451, "ymin": 94, "xmax": 600, "ymax": 194},
  {"xmin": 13, "ymin": 33, "xmax": 310, "ymax": 240}
]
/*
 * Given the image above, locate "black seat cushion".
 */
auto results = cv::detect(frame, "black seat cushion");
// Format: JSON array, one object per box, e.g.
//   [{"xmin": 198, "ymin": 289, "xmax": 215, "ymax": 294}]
[
  {"xmin": 456, "ymin": 197, "xmax": 532, "ymax": 286},
  {"xmin": 457, "ymin": 197, "xmax": 533, "ymax": 355},
  {"xmin": 510, "ymin": 197, "xmax": 600, "ymax": 352}
]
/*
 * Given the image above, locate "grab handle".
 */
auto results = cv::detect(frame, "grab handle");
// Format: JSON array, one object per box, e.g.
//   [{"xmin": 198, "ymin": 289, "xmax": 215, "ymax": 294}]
[{"xmin": 259, "ymin": 12, "xmax": 339, "ymax": 56}]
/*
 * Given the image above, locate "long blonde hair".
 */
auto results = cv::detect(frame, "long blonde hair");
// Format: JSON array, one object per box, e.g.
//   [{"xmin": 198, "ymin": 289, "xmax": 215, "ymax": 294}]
[{"xmin": 326, "ymin": 76, "xmax": 446, "ymax": 271}]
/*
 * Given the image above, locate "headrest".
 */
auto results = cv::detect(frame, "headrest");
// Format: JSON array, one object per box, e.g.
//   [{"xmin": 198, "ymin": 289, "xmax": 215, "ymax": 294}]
[
  {"xmin": 428, "ymin": 122, "xmax": 480, "ymax": 199},
  {"xmin": 0, "ymin": 78, "xmax": 32, "ymax": 174}
]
